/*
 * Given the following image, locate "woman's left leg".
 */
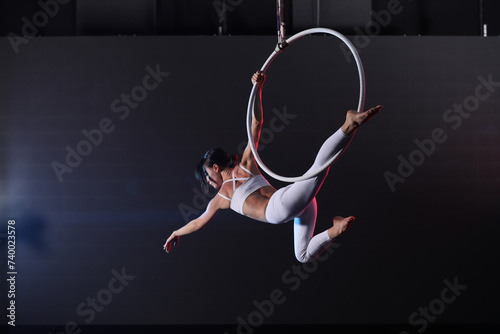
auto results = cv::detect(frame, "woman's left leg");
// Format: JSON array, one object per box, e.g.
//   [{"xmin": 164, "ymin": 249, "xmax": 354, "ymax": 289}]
[
  {"xmin": 265, "ymin": 106, "xmax": 382, "ymax": 225},
  {"xmin": 265, "ymin": 127, "xmax": 352, "ymax": 224},
  {"xmin": 294, "ymin": 199, "xmax": 355, "ymax": 263},
  {"xmin": 293, "ymin": 198, "xmax": 333, "ymax": 262}
]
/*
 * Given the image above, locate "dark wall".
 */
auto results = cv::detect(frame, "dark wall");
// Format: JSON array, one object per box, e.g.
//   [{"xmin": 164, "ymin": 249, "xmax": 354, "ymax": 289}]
[
  {"xmin": 372, "ymin": 0, "xmax": 500, "ymax": 36},
  {"xmin": 2, "ymin": 0, "xmax": 500, "ymax": 37},
  {"xmin": 1, "ymin": 33, "xmax": 499, "ymax": 333}
]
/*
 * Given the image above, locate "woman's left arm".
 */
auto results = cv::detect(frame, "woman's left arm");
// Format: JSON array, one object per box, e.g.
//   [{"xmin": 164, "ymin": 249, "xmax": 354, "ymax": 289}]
[{"xmin": 163, "ymin": 196, "xmax": 222, "ymax": 253}]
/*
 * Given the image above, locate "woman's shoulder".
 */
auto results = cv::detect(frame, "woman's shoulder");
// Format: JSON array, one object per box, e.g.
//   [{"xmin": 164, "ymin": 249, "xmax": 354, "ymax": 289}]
[
  {"xmin": 212, "ymin": 188, "xmax": 231, "ymax": 210},
  {"xmin": 236, "ymin": 162, "xmax": 260, "ymax": 177}
]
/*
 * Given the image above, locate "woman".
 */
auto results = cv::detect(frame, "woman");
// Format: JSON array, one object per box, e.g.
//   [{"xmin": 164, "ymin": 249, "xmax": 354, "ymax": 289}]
[{"xmin": 163, "ymin": 71, "xmax": 382, "ymax": 262}]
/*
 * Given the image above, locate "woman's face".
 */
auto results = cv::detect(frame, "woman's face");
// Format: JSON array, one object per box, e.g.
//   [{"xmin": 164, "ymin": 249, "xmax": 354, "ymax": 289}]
[{"xmin": 204, "ymin": 164, "xmax": 223, "ymax": 189}]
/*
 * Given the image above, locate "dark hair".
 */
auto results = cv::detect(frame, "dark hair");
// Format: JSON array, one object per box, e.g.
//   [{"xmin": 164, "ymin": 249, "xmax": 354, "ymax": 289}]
[{"xmin": 195, "ymin": 148, "xmax": 237, "ymax": 194}]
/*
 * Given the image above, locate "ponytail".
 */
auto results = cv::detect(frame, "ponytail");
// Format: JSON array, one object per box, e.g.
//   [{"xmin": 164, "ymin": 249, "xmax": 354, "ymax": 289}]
[{"xmin": 227, "ymin": 154, "xmax": 238, "ymax": 169}]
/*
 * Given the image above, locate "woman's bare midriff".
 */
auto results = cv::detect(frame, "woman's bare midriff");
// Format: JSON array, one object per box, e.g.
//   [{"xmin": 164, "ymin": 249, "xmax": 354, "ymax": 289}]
[{"xmin": 242, "ymin": 185, "xmax": 276, "ymax": 222}]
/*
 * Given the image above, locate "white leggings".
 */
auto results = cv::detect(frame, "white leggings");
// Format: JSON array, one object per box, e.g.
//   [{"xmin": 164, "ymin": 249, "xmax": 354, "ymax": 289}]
[{"xmin": 264, "ymin": 128, "xmax": 352, "ymax": 263}]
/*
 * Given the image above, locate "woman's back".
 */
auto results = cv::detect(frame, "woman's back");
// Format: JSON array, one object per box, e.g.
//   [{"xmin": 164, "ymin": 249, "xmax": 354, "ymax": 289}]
[{"xmin": 218, "ymin": 165, "xmax": 276, "ymax": 221}]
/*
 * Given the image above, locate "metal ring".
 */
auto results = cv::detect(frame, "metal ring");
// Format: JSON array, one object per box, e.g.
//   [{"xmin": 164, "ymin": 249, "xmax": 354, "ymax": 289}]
[{"xmin": 246, "ymin": 28, "xmax": 366, "ymax": 183}]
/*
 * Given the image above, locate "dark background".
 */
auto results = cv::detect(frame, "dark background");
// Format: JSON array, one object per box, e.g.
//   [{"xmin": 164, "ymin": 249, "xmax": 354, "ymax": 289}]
[
  {"xmin": 1, "ymin": 0, "xmax": 500, "ymax": 37},
  {"xmin": 1, "ymin": 1, "xmax": 500, "ymax": 334}
]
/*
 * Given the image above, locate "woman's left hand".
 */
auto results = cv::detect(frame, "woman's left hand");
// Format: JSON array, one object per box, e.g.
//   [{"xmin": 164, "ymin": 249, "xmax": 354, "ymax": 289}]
[{"xmin": 163, "ymin": 233, "xmax": 179, "ymax": 253}]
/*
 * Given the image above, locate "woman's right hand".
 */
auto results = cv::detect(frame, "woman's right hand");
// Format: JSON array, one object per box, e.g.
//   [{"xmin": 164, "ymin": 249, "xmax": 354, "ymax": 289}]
[
  {"xmin": 251, "ymin": 71, "xmax": 266, "ymax": 85},
  {"xmin": 163, "ymin": 233, "xmax": 179, "ymax": 253}
]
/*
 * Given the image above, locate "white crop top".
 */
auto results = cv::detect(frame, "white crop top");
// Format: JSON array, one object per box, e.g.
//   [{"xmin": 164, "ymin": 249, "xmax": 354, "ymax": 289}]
[{"xmin": 217, "ymin": 165, "xmax": 270, "ymax": 215}]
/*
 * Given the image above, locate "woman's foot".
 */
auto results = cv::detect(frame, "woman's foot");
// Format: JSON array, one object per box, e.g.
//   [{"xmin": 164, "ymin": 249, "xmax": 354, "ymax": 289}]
[
  {"xmin": 341, "ymin": 105, "xmax": 382, "ymax": 135},
  {"xmin": 327, "ymin": 216, "xmax": 355, "ymax": 239}
]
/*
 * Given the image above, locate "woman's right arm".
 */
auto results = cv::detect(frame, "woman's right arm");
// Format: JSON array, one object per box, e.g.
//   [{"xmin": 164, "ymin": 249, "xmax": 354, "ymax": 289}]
[
  {"xmin": 250, "ymin": 71, "xmax": 264, "ymax": 150},
  {"xmin": 240, "ymin": 72, "xmax": 265, "ymax": 172},
  {"xmin": 163, "ymin": 196, "xmax": 224, "ymax": 253}
]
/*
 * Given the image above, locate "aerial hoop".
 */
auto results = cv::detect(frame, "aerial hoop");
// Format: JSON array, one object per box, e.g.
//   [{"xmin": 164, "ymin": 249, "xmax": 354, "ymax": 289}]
[{"xmin": 246, "ymin": 27, "xmax": 366, "ymax": 183}]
